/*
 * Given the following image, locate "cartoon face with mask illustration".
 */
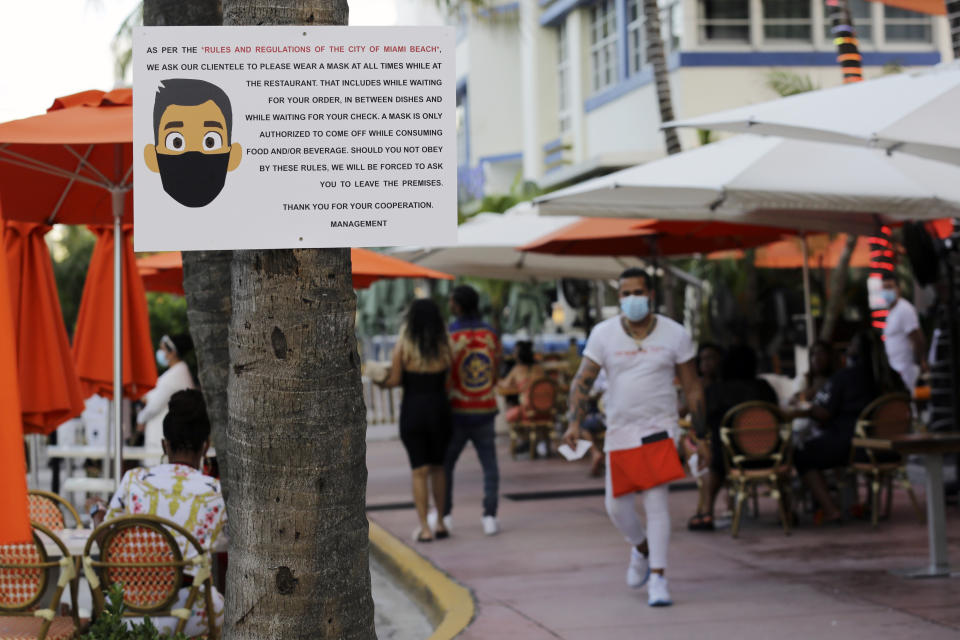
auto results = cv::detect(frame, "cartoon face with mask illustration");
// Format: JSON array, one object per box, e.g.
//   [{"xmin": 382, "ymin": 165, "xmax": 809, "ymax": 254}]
[{"xmin": 144, "ymin": 79, "xmax": 242, "ymax": 208}]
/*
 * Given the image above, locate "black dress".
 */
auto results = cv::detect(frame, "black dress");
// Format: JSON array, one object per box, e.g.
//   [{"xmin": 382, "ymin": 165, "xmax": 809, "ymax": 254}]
[{"xmin": 399, "ymin": 370, "xmax": 452, "ymax": 469}]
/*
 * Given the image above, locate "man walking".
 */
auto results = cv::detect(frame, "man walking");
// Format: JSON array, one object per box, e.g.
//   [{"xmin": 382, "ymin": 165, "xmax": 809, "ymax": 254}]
[
  {"xmin": 564, "ymin": 268, "xmax": 706, "ymax": 606},
  {"xmin": 880, "ymin": 273, "xmax": 928, "ymax": 393},
  {"xmin": 442, "ymin": 285, "xmax": 501, "ymax": 535}
]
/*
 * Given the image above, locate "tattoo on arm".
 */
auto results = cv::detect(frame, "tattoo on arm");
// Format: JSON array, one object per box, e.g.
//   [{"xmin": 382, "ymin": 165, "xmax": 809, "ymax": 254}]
[{"xmin": 567, "ymin": 359, "xmax": 600, "ymax": 425}]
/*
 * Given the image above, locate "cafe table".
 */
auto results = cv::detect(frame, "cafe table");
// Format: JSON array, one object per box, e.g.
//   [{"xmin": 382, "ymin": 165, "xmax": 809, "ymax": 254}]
[{"xmin": 851, "ymin": 432, "xmax": 960, "ymax": 578}]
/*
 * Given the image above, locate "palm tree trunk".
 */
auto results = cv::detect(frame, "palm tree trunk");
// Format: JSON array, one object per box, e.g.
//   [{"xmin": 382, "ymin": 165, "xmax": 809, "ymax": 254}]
[
  {"xmin": 221, "ymin": 3, "xmax": 374, "ymax": 639},
  {"xmin": 182, "ymin": 251, "xmax": 231, "ymax": 485},
  {"xmin": 819, "ymin": 234, "xmax": 857, "ymax": 342},
  {"xmin": 642, "ymin": 0, "xmax": 681, "ymax": 155}
]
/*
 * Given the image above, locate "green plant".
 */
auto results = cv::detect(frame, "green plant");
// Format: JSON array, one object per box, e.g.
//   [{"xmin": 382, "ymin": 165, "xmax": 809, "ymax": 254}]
[
  {"xmin": 82, "ymin": 583, "xmax": 187, "ymax": 640},
  {"xmin": 766, "ymin": 70, "xmax": 818, "ymax": 97}
]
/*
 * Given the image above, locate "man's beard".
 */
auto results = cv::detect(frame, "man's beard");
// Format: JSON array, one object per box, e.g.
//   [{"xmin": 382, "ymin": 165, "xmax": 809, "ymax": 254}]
[{"xmin": 156, "ymin": 151, "xmax": 231, "ymax": 208}]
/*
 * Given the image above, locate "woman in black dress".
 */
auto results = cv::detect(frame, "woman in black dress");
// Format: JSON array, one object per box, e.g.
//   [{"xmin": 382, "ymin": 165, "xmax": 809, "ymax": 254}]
[{"xmin": 378, "ymin": 299, "xmax": 453, "ymax": 542}]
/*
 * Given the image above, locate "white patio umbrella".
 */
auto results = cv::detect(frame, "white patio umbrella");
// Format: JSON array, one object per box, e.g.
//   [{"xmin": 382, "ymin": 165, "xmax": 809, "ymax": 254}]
[
  {"xmin": 663, "ymin": 62, "xmax": 960, "ymax": 165},
  {"xmin": 534, "ymin": 135, "xmax": 960, "ymax": 234},
  {"xmin": 392, "ymin": 205, "xmax": 645, "ymax": 281},
  {"xmin": 533, "ymin": 134, "xmax": 960, "ymax": 342}
]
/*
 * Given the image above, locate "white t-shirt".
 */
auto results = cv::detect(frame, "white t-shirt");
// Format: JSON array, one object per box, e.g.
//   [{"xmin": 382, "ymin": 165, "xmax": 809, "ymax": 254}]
[
  {"xmin": 884, "ymin": 297, "xmax": 920, "ymax": 391},
  {"xmin": 582, "ymin": 315, "xmax": 695, "ymax": 451}
]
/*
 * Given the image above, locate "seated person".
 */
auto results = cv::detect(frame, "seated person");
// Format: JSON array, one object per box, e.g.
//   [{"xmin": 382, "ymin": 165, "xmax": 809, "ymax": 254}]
[
  {"xmin": 790, "ymin": 340, "xmax": 836, "ymax": 445},
  {"xmin": 500, "ymin": 340, "xmax": 546, "ymax": 422},
  {"xmin": 91, "ymin": 390, "xmax": 225, "ymax": 637},
  {"xmin": 690, "ymin": 344, "xmax": 779, "ymax": 531},
  {"xmin": 792, "ymin": 329, "xmax": 905, "ymax": 524}
]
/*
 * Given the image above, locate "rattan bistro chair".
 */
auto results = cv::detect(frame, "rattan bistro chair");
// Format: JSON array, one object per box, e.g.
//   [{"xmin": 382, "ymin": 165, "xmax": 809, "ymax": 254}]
[
  {"xmin": 27, "ymin": 491, "xmax": 82, "ymax": 532},
  {"xmin": 508, "ymin": 378, "xmax": 560, "ymax": 459},
  {"xmin": 84, "ymin": 515, "xmax": 219, "ymax": 640},
  {"xmin": 719, "ymin": 401, "xmax": 794, "ymax": 538},
  {"xmin": 0, "ymin": 522, "xmax": 82, "ymax": 640},
  {"xmin": 850, "ymin": 393, "xmax": 924, "ymax": 528}
]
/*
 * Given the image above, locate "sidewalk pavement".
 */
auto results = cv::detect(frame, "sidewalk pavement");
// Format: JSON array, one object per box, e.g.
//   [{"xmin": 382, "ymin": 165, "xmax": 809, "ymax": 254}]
[{"xmin": 367, "ymin": 436, "xmax": 960, "ymax": 639}]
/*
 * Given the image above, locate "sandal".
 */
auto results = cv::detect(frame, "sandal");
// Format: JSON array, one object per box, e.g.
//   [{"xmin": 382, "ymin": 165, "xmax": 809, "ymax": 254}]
[
  {"xmin": 434, "ymin": 529, "xmax": 450, "ymax": 540},
  {"xmin": 687, "ymin": 513, "xmax": 714, "ymax": 531},
  {"xmin": 412, "ymin": 527, "xmax": 434, "ymax": 543}
]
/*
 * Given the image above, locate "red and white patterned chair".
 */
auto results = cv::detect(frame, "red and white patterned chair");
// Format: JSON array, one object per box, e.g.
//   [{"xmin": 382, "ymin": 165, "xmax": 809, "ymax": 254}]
[
  {"xmin": 0, "ymin": 522, "xmax": 83, "ymax": 640},
  {"xmin": 26, "ymin": 492, "xmax": 81, "ymax": 533},
  {"xmin": 84, "ymin": 515, "xmax": 218, "ymax": 640}
]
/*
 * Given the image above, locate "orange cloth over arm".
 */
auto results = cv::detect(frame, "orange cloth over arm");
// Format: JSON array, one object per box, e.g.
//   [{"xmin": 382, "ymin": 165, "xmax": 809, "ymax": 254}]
[{"xmin": 0, "ymin": 215, "xmax": 30, "ymax": 544}]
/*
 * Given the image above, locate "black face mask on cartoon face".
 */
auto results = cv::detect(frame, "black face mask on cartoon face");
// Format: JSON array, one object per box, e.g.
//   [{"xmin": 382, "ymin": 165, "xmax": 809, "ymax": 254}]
[{"xmin": 155, "ymin": 151, "xmax": 231, "ymax": 208}]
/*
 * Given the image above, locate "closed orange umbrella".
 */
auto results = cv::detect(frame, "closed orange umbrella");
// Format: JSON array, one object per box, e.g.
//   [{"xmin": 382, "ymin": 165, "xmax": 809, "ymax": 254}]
[
  {"xmin": 137, "ymin": 249, "xmax": 453, "ymax": 295},
  {"xmin": 0, "ymin": 214, "xmax": 30, "ymax": 544},
  {"xmin": 73, "ymin": 226, "xmax": 157, "ymax": 399},
  {"xmin": 4, "ymin": 221, "xmax": 85, "ymax": 434},
  {"xmin": 866, "ymin": 0, "xmax": 945, "ymax": 15}
]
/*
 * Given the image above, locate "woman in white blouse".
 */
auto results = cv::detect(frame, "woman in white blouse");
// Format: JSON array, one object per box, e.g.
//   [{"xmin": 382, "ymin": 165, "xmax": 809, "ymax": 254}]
[{"xmin": 136, "ymin": 334, "xmax": 195, "ymax": 464}]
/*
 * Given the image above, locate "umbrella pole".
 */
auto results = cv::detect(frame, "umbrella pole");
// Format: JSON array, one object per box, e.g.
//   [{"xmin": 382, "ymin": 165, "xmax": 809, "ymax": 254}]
[
  {"xmin": 112, "ymin": 189, "xmax": 124, "ymax": 490},
  {"xmin": 801, "ymin": 232, "xmax": 814, "ymax": 346}
]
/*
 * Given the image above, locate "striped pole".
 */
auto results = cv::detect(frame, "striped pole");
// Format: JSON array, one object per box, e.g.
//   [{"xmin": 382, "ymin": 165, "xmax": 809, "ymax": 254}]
[{"xmin": 826, "ymin": 0, "xmax": 863, "ymax": 83}]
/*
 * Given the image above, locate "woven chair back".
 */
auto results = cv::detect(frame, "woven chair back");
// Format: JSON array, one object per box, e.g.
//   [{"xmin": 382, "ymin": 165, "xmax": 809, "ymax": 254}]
[
  {"xmin": 100, "ymin": 521, "xmax": 183, "ymax": 613},
  {"xmin": 27, "ymin": 491, "xmax": 80, "ymax": 532},
  {"xmin": 0, "ymin": 532, "xmax": 47, "ymax": 611},
  {"xmin": 864, "ymin": 395, "xmax": 912, "ymax": 439},
  {"xmin": 730, "ymin": 405, "xmax": 781, "ymax": 458},
  {"xmin": 526, "ymin": 378, "xmax": 557, "ymax": 415}
]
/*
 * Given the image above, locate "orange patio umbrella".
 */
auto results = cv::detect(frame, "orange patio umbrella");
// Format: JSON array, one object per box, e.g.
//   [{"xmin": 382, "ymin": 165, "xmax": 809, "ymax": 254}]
[
  {"xmin": 866, "ymin": 0, "xmax": 945, "ymax": 15},
  {"xmin": 0, "ymin": 214, "xmax": 30, "ymax": 544},
  {"xmin": 709, "ymin": 234, "xmax": 875, "ymax": 269},
  {"xmin": 136, "ymin": 249, "xmax": 453, "ymax": 295},
  {"xmin": 518, "ymin": 218, "xmax": 786, "ymax": 256},
  {"xmin": 4, "ymin": 221, "xmax": 85, "ymax": 434},
  {"xmin": 73, "ymin": 225, "xmax": 157, "ymax": 400},
  {"xmin": 0, "ymin": 89, "xmax": 137, "ymax": 487}
]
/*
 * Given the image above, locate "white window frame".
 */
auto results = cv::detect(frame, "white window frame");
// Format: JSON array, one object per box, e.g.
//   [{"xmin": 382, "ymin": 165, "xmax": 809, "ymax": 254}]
[
  {"xmin": 557, "ymin": 21, "xmax": 572, "ymax": 134},
  {"xmin": 627, "ymin": 0, "xmax": 645, "ymax": 74},
  {"xmin": 697, "ymin": 0, "xmax": 751, "ymax": 44},
  {"xmin": 761, "ymin": 0, "xmax": 813, "ymax": 43},
  {"xmin": 589, "ymin": 0, "xmax": 620, "ymax": 94},
  {"xmin": 883, "ymin": 4, "xmax": 933, "ymax": 43}
]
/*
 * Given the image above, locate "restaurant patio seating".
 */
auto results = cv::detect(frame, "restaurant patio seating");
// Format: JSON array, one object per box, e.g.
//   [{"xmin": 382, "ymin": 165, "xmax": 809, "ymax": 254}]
[
  {"xmin": 27, "ymin": 491, "xmax": 81, "ymax": 532},
  {"xmin": 508, "ymin": 378, "xmax": 560, "ymax": 459},
  {"xmin": 0, "ymin": 522, "xmax": 83, "ymax": 640},
  {"xmin": 850, "ymin": 393, "xmax": 924, "ymax": 528},
  {"xmin": 719, "ymin": 401, "xmax": 794, "ymax": 538},
  {"xmin": 84, "ymin": 515, "xmax": 218, "ymax": 640}
]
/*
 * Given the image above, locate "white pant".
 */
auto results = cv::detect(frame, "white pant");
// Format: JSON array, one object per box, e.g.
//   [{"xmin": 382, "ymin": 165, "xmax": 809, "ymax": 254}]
[{"xmin": 604, "ymin": 453, "xmax": 670, "ymax": 570}]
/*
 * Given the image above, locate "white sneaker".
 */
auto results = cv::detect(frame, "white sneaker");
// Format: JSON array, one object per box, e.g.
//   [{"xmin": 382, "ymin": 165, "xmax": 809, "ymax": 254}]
[
  {"xmin": 536, "ymin": 441, "xmax": 548, "ymax": 457},
  {"xmin": 626, "ymin": 547, "xmax": 650, "ymax": 588},
  {"xmin": 482, "ymin": 515, "xmax": 500, "ymax": 536},
  {"xmin": 647, "ymin": 573, "xmax": 672, "ymax": 607},
  {"xmin": 428, "ymin": 511, "xmax": 454, "ymax": 533}
]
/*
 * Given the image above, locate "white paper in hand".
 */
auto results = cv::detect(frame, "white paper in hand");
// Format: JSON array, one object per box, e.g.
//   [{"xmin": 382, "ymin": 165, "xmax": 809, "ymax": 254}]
[{"xmin": 558, "ymin": 439, "xmax": 593, "ymax": 461}]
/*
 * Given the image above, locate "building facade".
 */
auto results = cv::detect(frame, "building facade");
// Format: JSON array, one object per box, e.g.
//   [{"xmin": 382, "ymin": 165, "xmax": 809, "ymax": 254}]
[{"xmin": 456, "ymin": 0, "xmax": 952, "ymax": 201}]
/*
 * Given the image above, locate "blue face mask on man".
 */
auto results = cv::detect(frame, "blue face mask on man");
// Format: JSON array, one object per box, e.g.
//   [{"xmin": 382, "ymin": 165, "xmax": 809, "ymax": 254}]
[
  {"xmin": 879, "ymin": 289, "xmax": 897, "ymax": 308},
  {"xmin": 620, "ymin": 295, "xmax": 650, "ymax": 322},
  {"xmin": 156, "ymin": 348, "xmax": 169, "ymax": 368}
]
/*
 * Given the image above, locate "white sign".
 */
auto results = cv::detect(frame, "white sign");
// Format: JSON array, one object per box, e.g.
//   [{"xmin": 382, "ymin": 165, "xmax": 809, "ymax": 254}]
[{"xmin": 133, "ymin": 26, "xmax": 456, "ymax": 251}]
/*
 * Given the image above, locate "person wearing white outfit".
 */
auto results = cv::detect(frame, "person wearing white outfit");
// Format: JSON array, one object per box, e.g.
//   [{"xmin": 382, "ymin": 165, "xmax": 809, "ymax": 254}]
[
  {"xmin": 564, "ymin": 268, "xmax": 707, "ymax": 607},
  {"xmin": 880, "ymin": 273, "xmax": 927, "ymax": 394},
  {"xmin": 136, "ymin": 334, "xmax": 195, "ymax": 465}
]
